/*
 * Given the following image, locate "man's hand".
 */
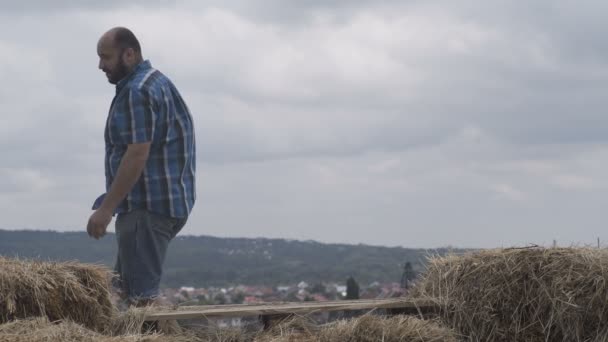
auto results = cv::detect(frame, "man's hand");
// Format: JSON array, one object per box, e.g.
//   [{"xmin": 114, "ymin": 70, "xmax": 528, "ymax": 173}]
[
  {"xmin": 87, "ymin": 142, "xmax": 150, "ymax": 240},
  {"xmin": 87, "ymin": 208, "xmax": 113, "ymax": 239}
]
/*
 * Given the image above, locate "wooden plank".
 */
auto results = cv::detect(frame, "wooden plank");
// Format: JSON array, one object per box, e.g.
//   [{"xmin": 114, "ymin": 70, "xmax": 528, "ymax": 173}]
[
  {"xmin": 157, "ymin": 298, "xmax": 411, "ymax": 312},
  {"xmin": 150, "ymin": 298, "xmax": 417, "ymax": 314},
  {"xmin": 144, "ymin": 298, "xmax": 436, "ymax": 321}
]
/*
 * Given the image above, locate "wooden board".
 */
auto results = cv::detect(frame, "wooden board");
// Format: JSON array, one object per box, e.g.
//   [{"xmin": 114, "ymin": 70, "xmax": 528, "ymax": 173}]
[{"xmin": 144, "ymin": 298, "xmax": 436, "ymax": 321}]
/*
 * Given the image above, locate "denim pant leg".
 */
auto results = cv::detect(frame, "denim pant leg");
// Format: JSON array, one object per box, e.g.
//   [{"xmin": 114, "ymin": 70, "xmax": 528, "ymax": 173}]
[{"xmin": 114, "ymin": 210, "xmax": 187, "ymax": 301}]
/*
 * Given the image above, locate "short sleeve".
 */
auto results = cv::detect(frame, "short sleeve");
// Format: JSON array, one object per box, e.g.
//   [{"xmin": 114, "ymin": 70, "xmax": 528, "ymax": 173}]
[{"xmin": 118, "ymin": 88, "xmax": 156, "ymax": 144}]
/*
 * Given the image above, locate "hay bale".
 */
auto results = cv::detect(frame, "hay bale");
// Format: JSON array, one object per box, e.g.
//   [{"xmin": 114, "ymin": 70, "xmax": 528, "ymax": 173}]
[
  {"xmin": 0, "ymin": 257, "xmax": 114, "ymax": 332},
  {"xmin": 0, "ymin": 317, "xmax": 173, "ymax": 342},
  {"xmin": 257, "ymin": 315, "xmax": 319, "ymax": 342},
  {"xmin": 196, "ymin": 325, "xmax": 253, "ymax": 342},
  {"xmin": 317, "ymin": 315, "xmax": 460, "ymax": 342},
  {"xmin": 256, "ymin": 314, "xmax": 459, "ymax": 342},
  {"xmin": 107, "ymin": 307, "xmax": 149, "ymax": 337},
  {"xmin": 410, "ymin": 247, "xmax": 608, "ymax": 341},
  {"xmin": 109, "ymin": 307, "xmax": 185, "ymax": 337}
]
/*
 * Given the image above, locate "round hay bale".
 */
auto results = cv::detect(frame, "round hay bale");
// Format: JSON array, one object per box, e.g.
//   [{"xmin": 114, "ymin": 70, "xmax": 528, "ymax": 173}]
[
  {"xmin": 410, "ymin": 247, "xmax": 608, "ymax": 341},
  {"xmin": 0, "ymin": 257, "xmax": 114, "ymax": 332}
]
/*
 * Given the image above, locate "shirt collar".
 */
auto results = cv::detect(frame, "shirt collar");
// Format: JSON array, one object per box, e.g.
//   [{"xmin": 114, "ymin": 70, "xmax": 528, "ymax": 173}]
[{"xmin": 115, "ymin": 60, "xmax": 152, "ymax": 93}]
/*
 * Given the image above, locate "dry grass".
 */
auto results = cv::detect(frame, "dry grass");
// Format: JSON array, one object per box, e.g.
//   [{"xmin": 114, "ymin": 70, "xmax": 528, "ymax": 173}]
[
  {"xmin": 108, "ymin": 307, "xmax": 150, "ymax": 336},
  {"xmin": 107, "ymin": 310, "xmax": 459, "ymax": 342},
  {"xmin": 0, "ymin": 314, "xmax": 459, "ymax": 342},
  {"xmin": 19, "ymin": 248, "xmax": 608, "ymax": 341},
  {"xmin": 0, "ymin": 256, "xmax": 459, "ymax": 341},
  {"xmin": 196, "ymin": 325, "xmax": 255, "ymax": 342},
  {"xmin": 317, "ymin": 315, "xmax": 460, "ymax": 342},
  {"xmin": 0, "ymin": 317, "xmax": 169, "ymax": 342},
  {"xmin": 410, "ymin": 247, "xmax": 608, "ymax": 342},
  {"xmin": 0, "ymin": 257, "xmax": 114, "ymax": 332},
  {"xmin": 256, "ymin": 314, "xmax": 460, "ymax": 342}
]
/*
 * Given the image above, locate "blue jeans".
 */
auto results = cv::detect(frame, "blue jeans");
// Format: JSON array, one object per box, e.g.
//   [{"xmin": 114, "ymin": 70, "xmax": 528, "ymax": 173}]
[{"xmin": 113, "ymin": 209, "xmax": 187, "ymax": 302}]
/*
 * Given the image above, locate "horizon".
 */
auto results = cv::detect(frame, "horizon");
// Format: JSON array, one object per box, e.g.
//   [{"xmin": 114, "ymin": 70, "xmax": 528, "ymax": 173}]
[{"xmin": 0, "ymin": 228, "xmax": 589, "ymax": 250}]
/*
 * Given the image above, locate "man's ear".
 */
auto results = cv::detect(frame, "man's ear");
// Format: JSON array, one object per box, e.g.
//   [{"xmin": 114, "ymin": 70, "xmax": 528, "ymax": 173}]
[{"xmin": 123, "ymin": 48, "xmax": 135, "ymax": 64}]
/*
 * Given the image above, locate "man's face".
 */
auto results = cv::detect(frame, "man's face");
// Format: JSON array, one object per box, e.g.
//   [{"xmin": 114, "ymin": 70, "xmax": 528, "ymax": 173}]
[{"xmin": 97, "ymin": 40, "xmax": 129, "ymax": 85}]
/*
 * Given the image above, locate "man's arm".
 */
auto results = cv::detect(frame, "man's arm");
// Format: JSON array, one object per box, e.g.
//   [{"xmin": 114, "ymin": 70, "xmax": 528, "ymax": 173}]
[
  {"xmin": 88, "ymin": 86, "xmax": 156, "ymax": 239},
  {"xmin": 101, "ymin": 142, "xmax": 151, "ymax": 212},
  {"xmin": 87, "ymin": 142, "xmax": 151, "ymax": 239}
]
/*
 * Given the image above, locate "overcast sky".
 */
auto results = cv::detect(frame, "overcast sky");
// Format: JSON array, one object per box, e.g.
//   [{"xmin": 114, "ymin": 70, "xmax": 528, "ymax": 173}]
[{"xmin": 1, "ymin": 1, "xmax": 607, "ymax": 248}]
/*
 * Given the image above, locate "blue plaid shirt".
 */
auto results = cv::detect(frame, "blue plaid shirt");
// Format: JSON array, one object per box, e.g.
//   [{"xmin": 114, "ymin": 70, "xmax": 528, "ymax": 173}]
[{"xmin": 103, "ymin": 60, "xmax": 196, "ymax": 218}]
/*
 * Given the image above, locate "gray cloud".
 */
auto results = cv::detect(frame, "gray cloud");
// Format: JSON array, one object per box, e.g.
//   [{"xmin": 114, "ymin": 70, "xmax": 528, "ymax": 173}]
[
  {"xmin": 1, "ymin": 1, "xmax": 608, "ymax": 247},
  {"xmin": 1, "ymin": 1, "xmax": 163, "ymax": 12}
]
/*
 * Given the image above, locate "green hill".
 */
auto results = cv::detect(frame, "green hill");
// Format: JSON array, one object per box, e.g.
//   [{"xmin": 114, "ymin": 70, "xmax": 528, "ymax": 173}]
[{"xmin": 0, "ymin": 229, "xmax": 450, "ymax": 288}]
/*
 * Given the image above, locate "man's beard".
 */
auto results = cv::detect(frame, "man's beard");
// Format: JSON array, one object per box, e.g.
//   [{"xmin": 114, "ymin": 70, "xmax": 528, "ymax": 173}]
[{"xmin": 107, "ymin": 58, "xmax": 130, "ymax": 85}]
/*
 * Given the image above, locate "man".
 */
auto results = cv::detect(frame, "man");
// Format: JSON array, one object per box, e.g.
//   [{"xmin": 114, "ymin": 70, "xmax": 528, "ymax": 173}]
[{"xmin": 87, "ymin": 27, "xmax": 196, "ymax": 306}]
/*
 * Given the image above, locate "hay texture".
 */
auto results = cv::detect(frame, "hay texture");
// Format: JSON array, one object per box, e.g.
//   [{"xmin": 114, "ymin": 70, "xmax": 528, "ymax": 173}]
[
  {"xmin": 0, "ymin": 317, "xmax": 174, "ymax": 342},
  {"xmin": 411, "ymin": 247, "xmax": 608, "ymax": 342},
  {"xmin": 0, "ymin": 257, "xmax": 114, "ymax": 332},
  {"xmin": 257, "ymin": 314, "xmax": 459, "ymax": 342},
  {"xmin": 0, "ymin": 314, "xmax": 459, "ymax": 342}
]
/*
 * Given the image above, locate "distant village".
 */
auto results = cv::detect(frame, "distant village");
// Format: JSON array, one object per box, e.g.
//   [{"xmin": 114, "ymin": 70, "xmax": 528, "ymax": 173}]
[
  {"xmin": 160, "ymin": 262, "xmax": 417, "ymax": 308},
  {"xmin": 162, "ymin": 281, "xmax": 405, "ymax": 305},
  {"xmin": 155, "ymin": 278, "xmax": 412, "ymax": 328}
]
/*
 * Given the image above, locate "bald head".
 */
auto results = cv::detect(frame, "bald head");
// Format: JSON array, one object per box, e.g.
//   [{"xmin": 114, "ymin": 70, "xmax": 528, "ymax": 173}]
[
  {"xmin": 112, "ymin": 27, "xmax": 142, "ymax": 53},
  {"xmin": 97, "ymin": 27, "xmax": 144, "ymax": 84}
]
